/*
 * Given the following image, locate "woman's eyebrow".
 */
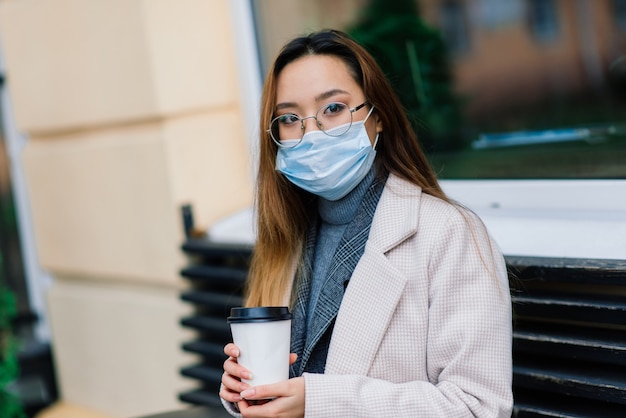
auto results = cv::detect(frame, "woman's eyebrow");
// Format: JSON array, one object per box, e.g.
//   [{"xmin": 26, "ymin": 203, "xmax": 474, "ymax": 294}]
[
  {"xmin": 275, "ymin": 101, "xmax": 297, "ymax": 111},
  {"xmin": 315, "ymin": 89, "xmax": 350, "ymax": 102}
]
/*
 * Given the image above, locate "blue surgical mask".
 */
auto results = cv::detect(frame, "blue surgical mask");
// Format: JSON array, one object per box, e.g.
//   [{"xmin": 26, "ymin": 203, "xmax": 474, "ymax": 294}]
[{"xmin": 275, "ymin": 107, "xmax": 378, "ymax": 201}]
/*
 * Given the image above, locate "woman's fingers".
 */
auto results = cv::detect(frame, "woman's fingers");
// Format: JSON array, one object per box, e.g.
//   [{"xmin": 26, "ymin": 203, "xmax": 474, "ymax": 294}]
[
  {"xmin": 238, "ymin": 378, "xmax": 305, "ymax": 417},
  {"xmin": 220, "ymin": 343, "xmax": 252, "ymax": 404},
  {"xmin": 219, "ymin": 382, "xmax": 242, "ymax": 403},
  {"xmin": 221, "ymin": 370, "xmax": 249, "ymax": 396},
  {"xmin": 240, "ymin": 380, "xmax": 289, "ymax": 400},
  {"xmin": 223, "ymin": 356, "xmax": 252, "ymax": 380},
  {"xmin": 224, "ymin": 342, "xmax": 240, "ymax": 358}
]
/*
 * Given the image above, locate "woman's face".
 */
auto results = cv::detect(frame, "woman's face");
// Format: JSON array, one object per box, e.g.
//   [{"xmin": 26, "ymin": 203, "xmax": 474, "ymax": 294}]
[{"xmin": 274, "ymin": 54, "xmax": 382, "ymax": 145}]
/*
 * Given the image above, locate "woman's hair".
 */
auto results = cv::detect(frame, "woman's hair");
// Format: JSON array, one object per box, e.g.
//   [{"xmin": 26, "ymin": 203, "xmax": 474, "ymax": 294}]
[{"xmin": 245, "ymin": 29, "xmax": 447, "ymax": 307}]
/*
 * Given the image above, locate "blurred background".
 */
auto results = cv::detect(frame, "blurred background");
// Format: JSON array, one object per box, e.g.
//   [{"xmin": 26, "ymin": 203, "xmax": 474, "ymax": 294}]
[{"xmin": 0, "ymin": 0, "xmax": 624, "ymax": 417}]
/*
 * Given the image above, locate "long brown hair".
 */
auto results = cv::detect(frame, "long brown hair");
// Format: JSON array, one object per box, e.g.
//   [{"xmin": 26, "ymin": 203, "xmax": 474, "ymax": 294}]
[{"xmin": 246, "ymin": 29, "xmax": 448, "ymax": 307}]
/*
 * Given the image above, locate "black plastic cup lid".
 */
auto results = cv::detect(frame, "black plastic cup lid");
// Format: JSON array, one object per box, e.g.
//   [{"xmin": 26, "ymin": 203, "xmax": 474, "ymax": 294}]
[{"xmin": 227, "ymin": 306, "xmax": 292, "ymax": 323}]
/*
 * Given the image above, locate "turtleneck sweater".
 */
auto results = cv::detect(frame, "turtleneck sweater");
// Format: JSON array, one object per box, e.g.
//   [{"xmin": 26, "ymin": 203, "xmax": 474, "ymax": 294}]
[{"xmin": 305, "ymin": 168, "xmax": 376, "ymax": 331}]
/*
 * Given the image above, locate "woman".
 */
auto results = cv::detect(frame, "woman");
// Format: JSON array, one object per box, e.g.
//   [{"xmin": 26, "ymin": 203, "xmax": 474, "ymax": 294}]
[{"xmin": 220, "ymin": 29, "xmax": 512, "ymax": 417}]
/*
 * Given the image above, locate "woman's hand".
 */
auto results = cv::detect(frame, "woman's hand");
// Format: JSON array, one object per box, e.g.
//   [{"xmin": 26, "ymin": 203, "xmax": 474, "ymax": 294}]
[
  {"xmin": 238, "ymin": 377, "xmax": 305, "ymax": 418},
  {"xmin": 220, "ymin": 342, "xmax": 300, "ymax": 412}
]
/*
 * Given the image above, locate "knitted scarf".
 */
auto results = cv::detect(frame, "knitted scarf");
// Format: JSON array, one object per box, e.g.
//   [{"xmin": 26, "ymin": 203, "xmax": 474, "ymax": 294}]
[{"xmin": 289, "ymin": 174, "xmax": 385, "ymax": 376}]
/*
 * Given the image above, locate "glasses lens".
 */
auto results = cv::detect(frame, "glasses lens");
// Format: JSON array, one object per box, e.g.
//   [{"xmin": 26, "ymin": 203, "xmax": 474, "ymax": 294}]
[
  {"xmin": 269, "ymin": 102, "xmax": 355, "ymax": 147},
  {"xmin": 317, "ymin": 102, "xmax": 352, "ymax": 137},
  {"xmin": 270, "ymin": 114, "xmax": 302, "ymax": 148}
]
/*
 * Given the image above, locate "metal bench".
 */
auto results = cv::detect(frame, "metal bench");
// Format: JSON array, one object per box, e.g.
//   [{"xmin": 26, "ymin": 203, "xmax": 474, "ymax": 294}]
[
  {"xmin": 178, "ymin": 239, "xmax": 251, "ymax": 409},
  {"xmin": 508, "ymin": 256, "xmax": 626, "ymax": 417},
  {"xmin": 177, "ymin": 237, "xmax": 626, "ymax": 417}
]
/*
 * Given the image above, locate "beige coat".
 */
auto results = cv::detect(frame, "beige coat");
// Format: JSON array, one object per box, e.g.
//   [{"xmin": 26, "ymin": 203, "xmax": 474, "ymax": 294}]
[
  {"xmin": 303, "ymin": 174, "xmax": 512, "ymax": 417},
  {"xmin": 226, "ymin": 174, "xmax": 513, "ymax": 417}
]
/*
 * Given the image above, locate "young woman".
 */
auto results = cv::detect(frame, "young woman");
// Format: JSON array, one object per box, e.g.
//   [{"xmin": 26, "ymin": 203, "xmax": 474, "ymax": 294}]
[{"xmin": 220, "ymin": 29, "xmax": 512, "ymax": 417}]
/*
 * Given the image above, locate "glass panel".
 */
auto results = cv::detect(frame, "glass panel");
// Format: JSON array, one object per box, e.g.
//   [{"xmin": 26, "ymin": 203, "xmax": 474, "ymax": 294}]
[
  {"xmin": 252, "ymin": 0, "xmax": 626, "ymax": 179},
  {"xmin": 440, "ymin": 0, "xmax": 470, "ymax": 55},
  {"xmin": 612, "ymin": 0, "xmax": 626, "ymax": 30},
  {"xmin": 528, "ymin": 0, "xmax": 559, "ymax": 42}
]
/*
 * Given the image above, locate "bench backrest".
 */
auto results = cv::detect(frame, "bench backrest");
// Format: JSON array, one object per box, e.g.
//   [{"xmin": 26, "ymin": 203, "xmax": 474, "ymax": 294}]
[{"xmin": 178, "ymin": 240, "xmax": 626, "ymax": 416}]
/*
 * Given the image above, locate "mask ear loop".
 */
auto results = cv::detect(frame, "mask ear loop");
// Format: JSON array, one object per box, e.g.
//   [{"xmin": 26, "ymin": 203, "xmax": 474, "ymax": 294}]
[
  {"xmin": 363, "ymin": 105, "xmax": 380, "ymax": 150},
  {"xmin": 363, "ymin": 105, "xmax": 376, "ymax": 124},
  {"xmin": 372, "ymin": 133, "xmax": 380, "ymax": 150}
]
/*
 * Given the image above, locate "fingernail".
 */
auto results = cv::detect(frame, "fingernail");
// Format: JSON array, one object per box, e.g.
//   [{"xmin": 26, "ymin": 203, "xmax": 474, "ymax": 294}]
[
  {"xmin": 242, "ymin": 371, "xmax": 253, "ymax": 380},
  {"xmin": 240, "ymin": 389, "xmax": 254, "ymax": 399}
]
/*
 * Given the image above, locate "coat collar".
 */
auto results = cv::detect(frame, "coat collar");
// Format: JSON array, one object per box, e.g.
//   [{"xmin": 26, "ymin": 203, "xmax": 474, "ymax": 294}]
[{"xmin": 368, "ymin": 173, "xmax": 422, "ymax": 253}]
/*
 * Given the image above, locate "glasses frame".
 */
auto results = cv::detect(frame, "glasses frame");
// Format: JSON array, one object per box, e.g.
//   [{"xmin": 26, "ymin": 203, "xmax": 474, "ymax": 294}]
[{"xmin": 268, "ymin": 101, "xmax": 369, "ymax": 148}]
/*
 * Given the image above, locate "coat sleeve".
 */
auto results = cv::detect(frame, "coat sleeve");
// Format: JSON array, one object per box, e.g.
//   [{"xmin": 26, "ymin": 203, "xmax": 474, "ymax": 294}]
[
  {"xmin": 302, "ymin": 208, "xmax": 513, "ymax": 417},
  {"xmin": 220, "ymin": 401, "xmax": 242, "ymax": 417},
  {"xmin": 220, "ymin": 385, "xmax": 242, "ymax": 417}
]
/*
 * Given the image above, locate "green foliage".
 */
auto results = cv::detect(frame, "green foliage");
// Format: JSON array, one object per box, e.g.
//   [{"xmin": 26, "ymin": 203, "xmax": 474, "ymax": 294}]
[
  {"xmin": 348, "ymin": 0, "xmax": 464, "ymax": 152},
  {"xmin": 0, "ymin": 253, "xmax": 24, "ymax": 418}
]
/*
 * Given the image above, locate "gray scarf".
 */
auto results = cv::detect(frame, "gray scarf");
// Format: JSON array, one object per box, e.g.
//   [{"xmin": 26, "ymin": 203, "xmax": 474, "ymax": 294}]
[{"xmin": 289, "ymin": 174, "xmax": 385, "ymax": 376}]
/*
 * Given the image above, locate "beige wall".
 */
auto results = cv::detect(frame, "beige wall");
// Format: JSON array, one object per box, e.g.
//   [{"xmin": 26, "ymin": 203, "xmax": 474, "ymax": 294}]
[{"xmin": 0, "ymin": 0, "xmax": 252, "ymax": 416}]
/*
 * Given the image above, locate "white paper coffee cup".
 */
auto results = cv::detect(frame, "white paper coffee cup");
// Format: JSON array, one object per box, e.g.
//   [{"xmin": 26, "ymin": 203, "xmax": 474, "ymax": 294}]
[{"xmin": 227, "ymin": 306, "xmax": 292, "ymax": 388}]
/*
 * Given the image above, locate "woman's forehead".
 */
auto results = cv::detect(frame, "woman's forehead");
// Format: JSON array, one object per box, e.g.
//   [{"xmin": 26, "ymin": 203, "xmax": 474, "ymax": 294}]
[{"xmin": 275, "ymin": 55, "xmax": 363, "ymax": 107}]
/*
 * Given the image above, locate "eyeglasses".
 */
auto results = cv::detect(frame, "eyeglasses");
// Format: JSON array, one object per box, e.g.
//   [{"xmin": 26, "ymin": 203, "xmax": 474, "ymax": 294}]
[{"xmin": 268, "ymin": 101, "xmax": 369, "ymax": 148}]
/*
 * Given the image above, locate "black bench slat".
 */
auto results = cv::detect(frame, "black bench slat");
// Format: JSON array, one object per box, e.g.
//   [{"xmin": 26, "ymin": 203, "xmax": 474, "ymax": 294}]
[
  {"xmin": 180, "ymin": 316, "xmax": 231, "ymax": 338},
  {"xmin": 180, "ymin": 290, "xmax": 243, "ymax": 310},
  {"xmin": 182, "ymin": 341, "xmax": 226, "ymax": 361},
  {"xmin": 513, "ymin": 387, "xmax": 626, "ymax": 418},
  {"xmin": 181, "ymin": 364, "xmax": 224, "ymax": 384},
  {"xmin": 181, "ymin": 239, "xmax": 253, "ymax": 259},
  {"xmin": 514, "ymin": 329, "xmax": 626, "ymax": 366},
  {"xmin": 512, "ymin": 295, "xmax": 626, "ymax": 325},
  {"xmin": 180, "ymin": 265, "xmax": 248, "ymax": 287},
  {"xmin": 506, "ymin": 256, "xmax": 626, "ymax": 286},
  {"xmin": 514, "ymin": 360, "xmax": 626, "ymax": 405}
]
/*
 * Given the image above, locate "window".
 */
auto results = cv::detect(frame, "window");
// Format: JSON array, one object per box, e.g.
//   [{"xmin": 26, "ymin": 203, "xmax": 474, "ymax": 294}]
[
  {"xmin": 440, "ymin": 0, "xmax": 470, "ymax": 55},
  {"xmin": 232, "ymin": 0, "xmax": 626, "ymax": 260},
  {"xmin": 613, "ymin": 0, "xmax": 626, "ymax": 31},
  {"xmin": 527, "ymin": 0, "xmax": 559, "ymax": 42},
  {"xmin": 429, "ymin": 0, "xmax": 625, "ymax": 180},
  {"xmin": 475, "ymin": 0, "xmax": 524, "ymax": 29}
]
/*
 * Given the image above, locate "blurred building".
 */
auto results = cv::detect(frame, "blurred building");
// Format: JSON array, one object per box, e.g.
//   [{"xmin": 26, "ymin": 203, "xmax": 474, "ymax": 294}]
[
  {"xmin": 254, "ymin": 0, "xmax": 626, "ymax": 123},
  {"xmin": 0, "ymin": 1, "xmax": 624, "ymax": 417},
  {"xmin": 425, "ymin": 0, "xmax": 626, "ymax": 122}
]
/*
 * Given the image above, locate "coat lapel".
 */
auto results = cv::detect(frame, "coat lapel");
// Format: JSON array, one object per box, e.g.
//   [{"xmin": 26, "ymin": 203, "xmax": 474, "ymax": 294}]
[
  {"xmin": 326, "ymin": 246, "xmax": 408, "ymax": 375},
  {"xmin": 325, "ymin": 174, "xmax": 423, "ymax": 375}
]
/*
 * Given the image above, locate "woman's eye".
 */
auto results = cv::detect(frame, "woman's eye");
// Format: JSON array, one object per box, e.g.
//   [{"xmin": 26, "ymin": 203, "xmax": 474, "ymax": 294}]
[
  {"xmin": 323, "ymin": 102, "xmax": 347, "ymax": 115},
  {"xmin": 278, "ymin": 114, "xmax": 300, "ymax": 125}
]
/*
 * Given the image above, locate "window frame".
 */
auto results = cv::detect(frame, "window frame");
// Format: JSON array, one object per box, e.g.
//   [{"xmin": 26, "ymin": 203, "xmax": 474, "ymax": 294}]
[{"xmin": 441, "ymin": 179, "xmax": 626, "ymax": 260}]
